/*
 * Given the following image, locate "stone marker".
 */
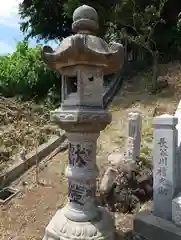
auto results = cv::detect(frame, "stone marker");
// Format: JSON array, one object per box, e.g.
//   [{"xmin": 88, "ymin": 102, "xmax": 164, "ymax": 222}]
[
  {"xmin": 174, "ymin": 100, "xmax": 181, "ymax": 189},
  {"xmin": 41, "ymin": 4, "xmax": 124, "ymax": 240},
  {"xmin": 125, "ymin": 111, "xmax": 142, "ymax": 162},
  {"xmin": 172, "ymin": 99, "xmax": 181, "ymax": 228},
  {"xmin": 99, "ymin": 167, "xmax": 118, "ymax": 193},
  {"xmin": 175, "ymin": 100, "xmax": 181, "ymax": 146},
  {"xmin": 133, "ymin": 113, "xmax": 181, "ymax": 240},
  {"xmin": 153, "ymin": 114, "xmax": 179, "ymax": 220},
  {"xmin": 134, "ymin": 211, "xmax": 181, "ymax": 240},
  {"xmin": 172, "ymin": 192, "xmax": 181, "ymax": 226}
]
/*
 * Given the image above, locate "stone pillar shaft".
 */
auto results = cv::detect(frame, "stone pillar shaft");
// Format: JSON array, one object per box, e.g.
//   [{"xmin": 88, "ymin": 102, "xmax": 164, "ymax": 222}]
[{"xmin": 64, "ymin": 132, "xmax": 99, "ymax": 222}]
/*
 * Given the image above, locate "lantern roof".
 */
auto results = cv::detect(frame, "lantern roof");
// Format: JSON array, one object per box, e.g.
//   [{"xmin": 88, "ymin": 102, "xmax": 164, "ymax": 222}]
[{"xmin": 42, "ymin": 5, "xmax": 124, "ymax": 75}]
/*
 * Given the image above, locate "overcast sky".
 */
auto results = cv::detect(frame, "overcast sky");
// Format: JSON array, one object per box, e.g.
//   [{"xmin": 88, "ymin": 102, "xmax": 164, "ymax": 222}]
[{"xmin": 0, "ymin": 0, "xmax": 57, "ymax": 54}]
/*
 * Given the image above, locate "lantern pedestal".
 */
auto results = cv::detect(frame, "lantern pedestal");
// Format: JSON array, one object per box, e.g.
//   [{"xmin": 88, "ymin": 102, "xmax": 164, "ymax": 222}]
[
  {"xmin": 43, "ymin": 108, "xmax": 115, "ymax": 240},
  {"xmin": 43, "ymin": 207, "xmax": 115, "ymax": 240},
  {"xmin": 42, "ymin": 109, "xmax": 115, "ymax": 240}
]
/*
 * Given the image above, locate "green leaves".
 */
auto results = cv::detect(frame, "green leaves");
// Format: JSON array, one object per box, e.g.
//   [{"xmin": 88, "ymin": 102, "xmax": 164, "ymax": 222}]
[
  {"xmin": 107, "ymin": 0, "xmax": 168, "ymax": 55},
  {"xmin": 19, "ymin": 0, "xmax": 72, "ymax": 41},
  {"xmin": 0, "ymin": 41, "xmax": 60, "ymax": 100},
  {"xmin": 19, "ymin": 0, "xmax": 118, "ymax": 40}
]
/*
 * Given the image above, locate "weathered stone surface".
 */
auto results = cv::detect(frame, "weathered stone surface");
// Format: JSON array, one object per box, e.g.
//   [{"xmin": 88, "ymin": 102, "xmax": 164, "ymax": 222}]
[
  {"xmin": 125, "ymin": 111, "xmax": 142, "ymax": 163},
  {"xmin": 175, "ymin": 100, "xmax": 181, "ymax": 146},
  {"xmin": 153, "ymin": 114, "xmax": 179, "ymax": 220},
  {"xmin": 134, "ymin": 211, "xmax": 181, "ymax": 240},
  {"xmin": 43, "ymin": 207, "xmax": 115, "ymax": 240},
  {"xmin": 42, "ymin": 5, "xmax": 124, "ymax": 75},
  {"xmin": 174, "ymin": 100, "xmax": 181, "ymax": 190},
  {"xmin": 42, "ymin": 4, "xmax": 124, "ymax": 240},
  {"xmin": 172, "ymin": 192, "xmax": 181, "ymax": 226},
  {"xmin": 99, "ymin": 167, "xmax": 118, "ymax": 193}
]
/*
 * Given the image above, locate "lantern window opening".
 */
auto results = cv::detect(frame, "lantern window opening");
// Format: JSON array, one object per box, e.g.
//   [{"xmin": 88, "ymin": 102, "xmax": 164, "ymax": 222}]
[{"xmin": 67, "ymin": 76, "xmax": 78, "ymax": 95}]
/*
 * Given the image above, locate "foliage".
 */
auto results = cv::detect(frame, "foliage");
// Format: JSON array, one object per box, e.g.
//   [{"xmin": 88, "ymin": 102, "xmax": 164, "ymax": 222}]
[
  {"xmin": 19, "ymin": 0, "xmax": 72, "ymax": 41},
  {"xmin": 108, "ymin": 0, "xmax": 181, "ymax": 58},
  {"xmin": 63, "ymin": 0, "xmax": 118, "ymax": 37},
  {"xmin": 106, "ymin": 0, "xmax": 166, "ymax": 52},
  {"xmin": 0, "ymin": 41, "xmax": 60, "ymax": 100},
  {"xmin": 19, "ymin": 0, "xmax": 117, "ymax": 40},
  {"xmin": 15, "ymin": 1, "xmax": 181, "ymax": 94},
  {"xmin": 19, "ymin": 0, "xmax": 181, "ymax": 61},
  {"xmin": 105, "ymin": 0, "xmax": 173, "ymax": 89}
]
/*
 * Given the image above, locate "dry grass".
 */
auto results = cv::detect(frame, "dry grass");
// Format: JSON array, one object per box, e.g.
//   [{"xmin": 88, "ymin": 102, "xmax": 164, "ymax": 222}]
[
  {"xmin": 98, "ymin": 61, "xmax": 181, "ymax": 162},
  {"xmin": 0, "ymin": 97, "xmax": 62, "ymax": 173}
]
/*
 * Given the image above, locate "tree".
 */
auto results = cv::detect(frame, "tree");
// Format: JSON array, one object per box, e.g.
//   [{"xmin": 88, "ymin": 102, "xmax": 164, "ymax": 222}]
[
  {"xmin": 19, "ymin": 0, "xmax": 181, "ymax": 93},
  {"xmin": 19, "ymin": 0, "xmax": 118, "ymax": 41},
  {"xmin": 106, "ymin": 0, "xmax": 170, "ymax": 91},
  {"xmin": 0, "ymin": 41, "xmax": 60, "ymax": 99},
  {"xmin": 19, "ymin": 0, "xmax": 72, "ymax": 41}
]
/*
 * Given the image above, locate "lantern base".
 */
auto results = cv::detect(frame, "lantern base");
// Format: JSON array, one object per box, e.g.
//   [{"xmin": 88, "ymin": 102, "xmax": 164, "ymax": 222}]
[{"xmin": 42, "ymin": 206, "xmax": 115, "ymax": 240}]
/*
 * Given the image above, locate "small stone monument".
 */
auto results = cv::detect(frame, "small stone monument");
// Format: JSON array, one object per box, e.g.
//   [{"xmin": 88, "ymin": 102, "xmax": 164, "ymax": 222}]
[
  {"xmin": 172, "ymin": 192, "xmax": 181, "ymax": 226},
  {"xmin": 153, "ymin": 114, "xmax": 179, "ymax": 220},
  {"xmin": 41, "ymin": 5, "xmax": 124, "ymax": 240},
  {"xmin": 175, "ymin": 100, "xmax": 181, "ymax": 189},
  {"xmin": 133, "ymin": 114, "xmax": 181, "ymax": 240},
  {"xmin": 175, "ymin": 100, "xmax": 181, "ymax": 146},
  {"xmin": 125, "ymin": 111, "xmax": 142, "ymax": 162}
]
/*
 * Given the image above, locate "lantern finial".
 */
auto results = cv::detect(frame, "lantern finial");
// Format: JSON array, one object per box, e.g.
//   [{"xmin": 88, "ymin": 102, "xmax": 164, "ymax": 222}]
[{"xmin": 72, "ymin": 5, "xmax": 99, "ymax": 34}]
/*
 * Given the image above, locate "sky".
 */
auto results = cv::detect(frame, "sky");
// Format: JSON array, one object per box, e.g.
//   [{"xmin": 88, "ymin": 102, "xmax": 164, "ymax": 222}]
[{"xmin": 0, "ymin": 0, "xmax": 58, "ymax": 55}]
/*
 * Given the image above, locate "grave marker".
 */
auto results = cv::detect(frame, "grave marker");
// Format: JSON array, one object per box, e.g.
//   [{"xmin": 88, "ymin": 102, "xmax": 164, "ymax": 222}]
[
  {"xmin": 153, "ymin": 114, "xmax": 179, "ymax": 220},
  {"xmin": 174, "ymin": 100, "xmax": 181, "ymax": 190},
  {"xmin": 125, "ymin": 111, "xmax": 142, "ymax": 162}
]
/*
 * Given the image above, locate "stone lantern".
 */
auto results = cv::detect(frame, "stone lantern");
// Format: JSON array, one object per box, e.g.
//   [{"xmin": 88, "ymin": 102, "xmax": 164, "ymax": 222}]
[{"xmin": 42, "ymin": 5, "xmax": 124, "ymax": 240}]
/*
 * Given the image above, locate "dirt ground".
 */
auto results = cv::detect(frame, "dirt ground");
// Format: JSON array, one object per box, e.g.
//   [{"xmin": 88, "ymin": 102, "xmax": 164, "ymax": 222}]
[
  {"xmin": 0, "ymin": 151, "xmax": 68, "ymax": 240},
  {"xmin": 1, "ymin": 62, "xmax": 181, "ymax": 239},
  {"xmin": 0, "ymin": 150, "xmax": 108, "ymax": 240},
  {"xmin": 0, "ymin": 149, "xmax": 151, "ymax": 240}
]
